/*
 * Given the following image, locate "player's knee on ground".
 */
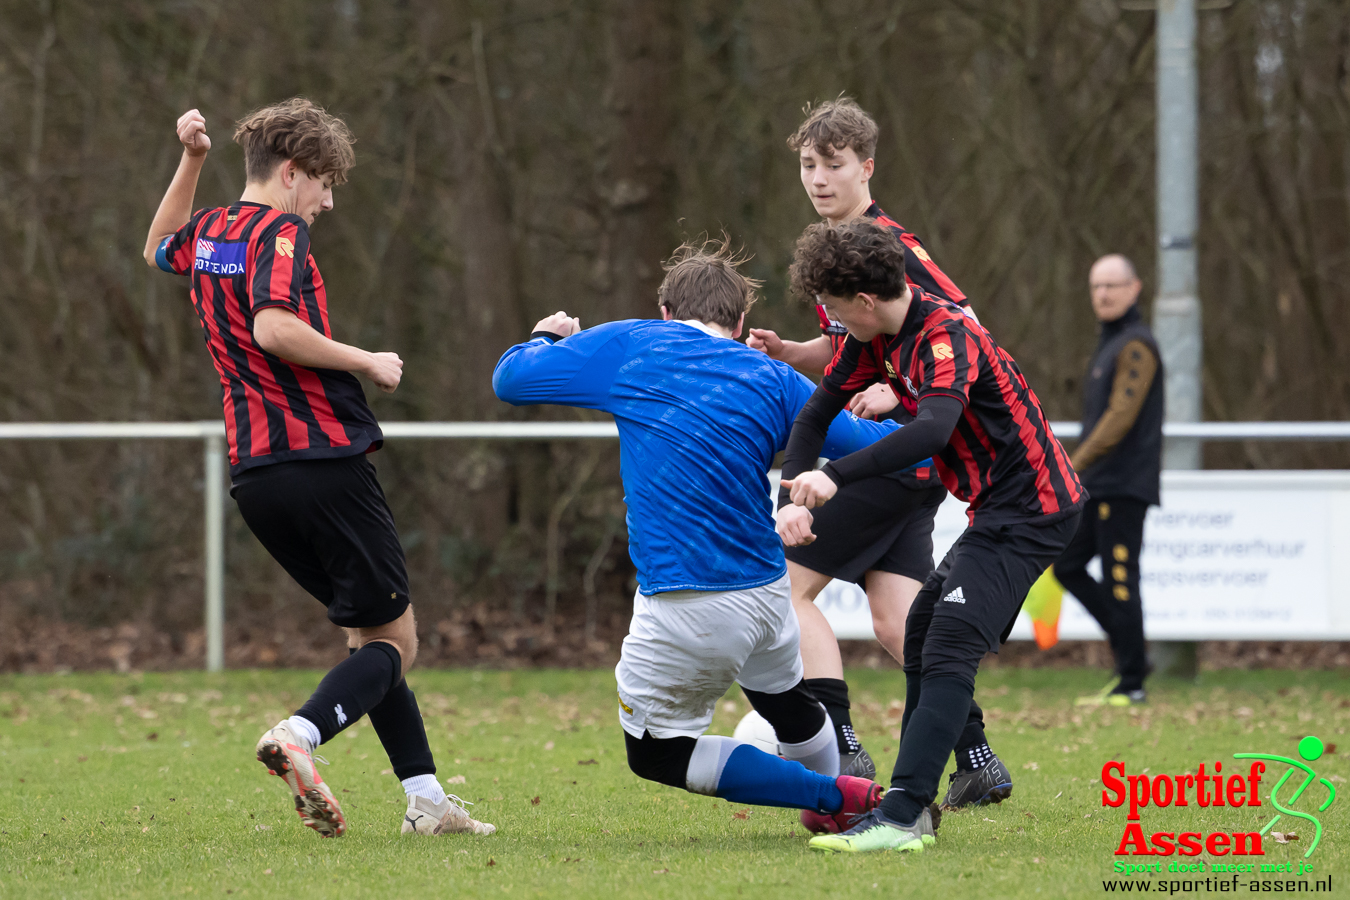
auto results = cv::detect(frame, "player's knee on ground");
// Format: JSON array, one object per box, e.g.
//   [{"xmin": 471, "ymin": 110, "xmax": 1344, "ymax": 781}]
[
  {"xmin": 624, "ymin": 730, "xmax": 697, "ymax": 789},
  {"xmin": 742, "ymin": 680, "xmax": 826, "ymax": 744}
]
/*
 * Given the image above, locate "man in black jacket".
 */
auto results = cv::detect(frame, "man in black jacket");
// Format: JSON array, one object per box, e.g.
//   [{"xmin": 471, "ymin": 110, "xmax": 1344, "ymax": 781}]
[{"xmin": 1054, "ymin": 254, "xmax": 1164, "ymax": 706}]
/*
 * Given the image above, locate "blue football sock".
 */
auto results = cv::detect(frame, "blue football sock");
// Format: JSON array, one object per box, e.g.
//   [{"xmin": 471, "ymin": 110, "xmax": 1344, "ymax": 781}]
[{"xmin": 685, "ymin": 736, "xmax": 842, "ymax": 813}]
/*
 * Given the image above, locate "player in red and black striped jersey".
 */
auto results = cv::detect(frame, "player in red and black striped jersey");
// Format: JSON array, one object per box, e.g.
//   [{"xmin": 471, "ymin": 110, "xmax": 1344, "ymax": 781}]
[
  {"xmin": 143, "ymin": 102, "xmax": 491, "ymax": 840},
  {"xmin": 747, "ymin": 99, "xmax": 1006, "ymax": 817},
  {"xmin": 779, "ymin": 220, "xmax": 1084, "ymax": 853},
  {"xmin": 156, "ymin": 202, "xmax": 384, "ymax": 471}
]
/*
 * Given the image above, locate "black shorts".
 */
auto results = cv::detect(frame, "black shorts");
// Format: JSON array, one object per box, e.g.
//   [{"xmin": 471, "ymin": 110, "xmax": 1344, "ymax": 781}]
[
  {"xmin": 784, "ymin": 475, "xmax": 946, "ymax": 586},
  {"xmin": 231, "ymin": 454, "xmax": 410, "ymax": 629},
  {"xmin": 901, "ymin": 514, "xmax": 1080, "ymax": 683}
]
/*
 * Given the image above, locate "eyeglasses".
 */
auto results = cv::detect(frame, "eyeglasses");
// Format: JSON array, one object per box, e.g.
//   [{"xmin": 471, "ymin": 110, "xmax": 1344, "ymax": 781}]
[{"xmin": 1090, "ymin": 282, "xmax": 1135, "ymax": 291}]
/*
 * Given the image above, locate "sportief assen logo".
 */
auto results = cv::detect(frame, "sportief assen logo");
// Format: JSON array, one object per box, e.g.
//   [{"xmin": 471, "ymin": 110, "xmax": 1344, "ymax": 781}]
[
  {"xmin": 1102, "ymin": 735, "xmax": 1337, "ymax": 864},
  {"xmin": 194, "ymin": 238, "xmax": 248, "ymax": 275}
]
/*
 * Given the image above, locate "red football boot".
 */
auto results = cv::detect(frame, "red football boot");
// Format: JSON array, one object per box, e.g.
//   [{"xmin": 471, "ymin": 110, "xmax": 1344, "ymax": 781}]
[{"xmin": 800, "ymin": 775, "xmax": 884, "ymax": 834}]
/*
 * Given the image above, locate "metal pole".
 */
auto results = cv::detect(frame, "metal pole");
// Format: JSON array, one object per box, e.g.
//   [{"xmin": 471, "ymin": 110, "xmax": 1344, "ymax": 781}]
[
  {"xmin": 1153, "ymin": 0, "xmax": 1202, "ymax": 678},
  {"xmin": 204, "ymin": 432, "xmax": 225, "ymax": 672},
  {"xmin": 1155, "ymin": 0, "xmax": 1202, "ymax": 470}
]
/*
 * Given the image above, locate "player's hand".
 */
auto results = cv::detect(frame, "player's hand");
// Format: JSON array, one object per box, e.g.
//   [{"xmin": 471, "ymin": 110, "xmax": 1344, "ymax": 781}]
[
  {"xmin": 776, "ymin": 504, "xmax": 816, "ymax": 546},
  {"xmin": 177, "ymin": 109, "xmax": 211, "ymax": 157},
  {"xmin": 746, "ymin": 328, "xmax": 784, "ymax": 358},
  {"xmin": 780, "ymin": 470, "xmax": 838, "ymax": 509},
  {"xmin": 366, "ymin": 351, "xmax": 404, "ymax": 393},
  {"xmin": 533, "ymin": 311, "xmax": 581, "ymax": 338},
  {"xmin": 848, "ymin": 383, "xmax": 900, "ymax": 420}
]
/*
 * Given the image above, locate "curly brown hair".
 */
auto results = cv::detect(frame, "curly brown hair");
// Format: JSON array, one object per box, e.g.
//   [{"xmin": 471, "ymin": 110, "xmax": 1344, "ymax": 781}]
[
  {"xmin": 234, "ymin": 97, "xmax": 356, "ymax": 185},
  {"xmin": 657, "ymin": 236, "xmax": 762, "ymax": 330},
  {"xmin": 789, "ymin": 220, "xmax": 908, "ymax": 301},
  {"xmin": 786, "ymin": 96, "xmax": 879, "ymax": 161}
]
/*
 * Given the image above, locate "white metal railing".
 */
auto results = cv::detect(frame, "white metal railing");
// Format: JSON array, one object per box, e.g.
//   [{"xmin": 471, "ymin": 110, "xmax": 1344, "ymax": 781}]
[{"xmin": 2, "ymin": 418, "xmax": 1348, "ymax": 670}]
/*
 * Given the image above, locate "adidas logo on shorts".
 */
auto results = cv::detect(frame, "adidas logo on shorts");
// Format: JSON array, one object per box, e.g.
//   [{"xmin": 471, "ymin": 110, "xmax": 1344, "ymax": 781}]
[{"xmin": 943, "ymin": 586, "xmax": 967, "ymax": 604}]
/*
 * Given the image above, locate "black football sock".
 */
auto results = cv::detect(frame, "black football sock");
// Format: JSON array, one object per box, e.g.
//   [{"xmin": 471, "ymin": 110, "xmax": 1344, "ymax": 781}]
[
  {"xmin": 804, "ymin": 677, "xmax": 860, "ymax": 755},
  {"xmin": 955, "ymin": 742, "xmax": 994, "ymax": 773},
  {"xmin": 368, "ymin": 678, "xmax": 436, "ymax": 780},
  {"xmin": 342, "ymin": 646, "xmax": 436, "ymax": 780},
  {"xmin": 952, "ymin": 698, "xmax": 990, "ymax": 769},
  {"xmin": 880, "ymin": 675, "xmax": 971, "ymax": 825},
  {"xmin": 294, "ymin": 641, "xmax": 401, "ymax": 745}
]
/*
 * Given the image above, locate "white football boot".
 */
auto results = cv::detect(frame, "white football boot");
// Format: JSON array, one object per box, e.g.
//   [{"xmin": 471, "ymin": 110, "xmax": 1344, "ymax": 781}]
[{"xmin": 255, "ymin": 720, "xmax": 346, "ymax": 838}]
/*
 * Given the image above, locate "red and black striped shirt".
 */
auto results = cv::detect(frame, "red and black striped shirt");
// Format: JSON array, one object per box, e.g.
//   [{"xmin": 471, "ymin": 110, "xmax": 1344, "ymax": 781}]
[
  {"xmin": 815, "ymin": 201, "xmax": 970, "ymax": 354},
  {"xmin": 156, "ymin": 202, "xmax": 382, "ymax": 475},
  {"xmin": 820, "ymin": 289, "xmax": 1083, "ymax": 525}
]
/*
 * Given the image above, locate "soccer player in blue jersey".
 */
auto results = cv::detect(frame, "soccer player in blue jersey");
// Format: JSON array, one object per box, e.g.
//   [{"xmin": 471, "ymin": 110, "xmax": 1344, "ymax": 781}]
[{"xmin": 493, "ymin": 242, "xmax": 895, "ymax": 832}]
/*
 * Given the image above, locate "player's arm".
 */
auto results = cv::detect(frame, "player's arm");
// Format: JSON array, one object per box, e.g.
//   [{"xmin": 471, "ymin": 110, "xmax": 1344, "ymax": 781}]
[
  {"xmin": 143, "ymin": 109, "xmax": 210, "ymax": 268},
  {"xmin": 775, "ymin": 335, "xmax": 875, "ymax": 533},
  {"xmin": 249, "ymin": 219, "xmax": 404, "ymax": 392},
  {"xmin": 786, "ymin": 324, "xmax": 973, "ymax": 508},
  {"xmin": 492, "ymin": 313, "xmax": 626, "ymax": 411},
  {"xmin": 253, "ymin": 309, "xmax": 404, "ymax": 393},
  {"xmin": 746, "ymin": 330, "xmax": 834, "ymax": 376},
  {"xmin": 819, "ymin": 394, "xmax": 964, "ymax": 487},
  {"xmin": 1071, "ymin": 339, "xmax": 1158, "ymax": 471}
]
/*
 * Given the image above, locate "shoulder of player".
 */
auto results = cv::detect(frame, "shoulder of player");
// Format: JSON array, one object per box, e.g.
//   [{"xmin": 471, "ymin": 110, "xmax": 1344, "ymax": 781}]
[
  {"xmin": 915, "ymin": 302, "xmax": 978, "ymax": 346},
  {"xmin": 250, "ymin": 209, "xmax": 310, "ymax": 238}
]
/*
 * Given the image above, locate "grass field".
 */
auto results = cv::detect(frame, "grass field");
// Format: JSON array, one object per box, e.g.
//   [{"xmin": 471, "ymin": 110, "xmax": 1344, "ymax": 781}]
[{"xmin": 1, "ymin": 667, "xmax": 1346, "ymax": 899}]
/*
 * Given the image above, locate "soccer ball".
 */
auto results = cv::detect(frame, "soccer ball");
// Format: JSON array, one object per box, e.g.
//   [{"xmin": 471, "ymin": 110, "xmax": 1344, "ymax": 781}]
[{"xmin": 732, "ymin": 710, "xmax": 780, "ymax": 755}]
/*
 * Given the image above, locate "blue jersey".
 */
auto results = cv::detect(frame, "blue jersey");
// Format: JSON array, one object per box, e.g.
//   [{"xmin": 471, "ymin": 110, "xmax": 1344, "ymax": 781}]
[{"xmin": 493, "ymin": 319, "xmax": 904, "ymax": 594}]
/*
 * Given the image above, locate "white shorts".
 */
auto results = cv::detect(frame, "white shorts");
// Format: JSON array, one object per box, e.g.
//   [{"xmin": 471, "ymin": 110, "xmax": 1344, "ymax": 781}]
[{"xmin": 614, "ymin": 574, "xmax": 803, "ymax": 740}]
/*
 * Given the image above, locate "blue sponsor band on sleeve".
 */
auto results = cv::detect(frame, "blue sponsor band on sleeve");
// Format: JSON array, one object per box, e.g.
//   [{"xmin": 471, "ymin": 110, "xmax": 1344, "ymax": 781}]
[{"xmin": 154, "ymin": 237, "xmax": 175, "ymax": 274}]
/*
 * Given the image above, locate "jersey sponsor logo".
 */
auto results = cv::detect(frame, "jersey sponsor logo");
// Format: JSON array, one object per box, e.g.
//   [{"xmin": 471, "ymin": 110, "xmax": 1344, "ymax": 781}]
[
  {"xmin": 193, "ymin": 238, "xmax": 248, "ymax": 275},
  {"xmin": 932, "ymin": 342, "xmax": 955, "ymax": 361},
  {"xmin": 276, "ymin": 235, "xmax": 295, "ymax": 259},
  {"xmin": 885, "ymin": 359, "xmax": 897, "ymax": 377},
  {"xmin": 943, "ymin": 586, "xmax": 967, "ymax": 604},
  {"xmin": 334, "ymin": 703, "xmax": 348, "ymax": 726}
]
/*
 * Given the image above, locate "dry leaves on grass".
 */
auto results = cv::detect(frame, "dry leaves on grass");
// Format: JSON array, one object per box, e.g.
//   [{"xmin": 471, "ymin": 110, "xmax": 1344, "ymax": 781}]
[
  {"xmin": 531, "ymin": 796, "xmax": 541, "ymax": 805},
  {"xmin": 733, "ymin": 809, "xmax": 750, "ymax": 820},
  {"xmin": 1271, "ymin": 832, "xmax": 1300, "ymax": 844},
  {"xmin": 653, "ymin": 868, "xmax": 669, "ymax": 874},
  {"xmin": 446, "ymin": 774, "xmax": 466, "ymax": 784},
  {"xmin": 577, "ymin": 759, "xmax": 598, "ymax": 766}
]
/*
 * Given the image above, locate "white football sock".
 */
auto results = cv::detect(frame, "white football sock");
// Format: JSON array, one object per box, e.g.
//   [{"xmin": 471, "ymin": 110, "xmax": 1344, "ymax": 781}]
[
  {"xmin": 685, "ymin": 735, "xmax": 741, "ymax": 796},
  {"xmin": 402, "ymin": 773, "xmax": 447, "ymax": 804},
  {"xmin": 776, "ymin": 708, "xmax": 839, "ymax": 777},
  {"xmin": 287, "ymin": 715, "xmax": 321, "ymax": 750}
]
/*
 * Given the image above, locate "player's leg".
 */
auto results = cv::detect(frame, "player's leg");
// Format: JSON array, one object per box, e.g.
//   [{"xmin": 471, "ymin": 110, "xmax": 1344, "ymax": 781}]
[
  {"xmin": 906, "ymin": 544, "xmax": 1014, "ymax": 810},
  {"xmin": 813, "ymin": 515, "xmax": 1080, "ymax": 853},
  {"xmin": 1095, "ymin": 499, "xmax": 1150, "ymax": 702},
  {"xmin": 786, "ymin": 560, "xmax": 865, "ymax": 768},
  {"xmin": 1053, "ymin": 502, "xmax": 1121, "ymax": 666},
  {"xmin": 616, "ymin": 577, "xmax": 878, "ymax": 823},
  {"xmin": 785, "ymin": 476, "xmax": 930, "ymax": 776},
  {"xmin": 862, "ymin": 570, "xmax": 921, "ymax": 665},
  {"xmin": 235, "ymin": 457, "xmax": 479, "ymax": 836}
]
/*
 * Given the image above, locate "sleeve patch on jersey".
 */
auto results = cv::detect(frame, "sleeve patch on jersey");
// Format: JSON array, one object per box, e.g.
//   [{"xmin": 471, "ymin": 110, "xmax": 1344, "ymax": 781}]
[
  {"xmin": 932, "ymin": 343, "xmax": 954, "ymax": 361},
  {"xmin": 276, "ymin": 235, "xmax": 295, "ymax": 259},
  {"xmin": 910, "ymin": 244, "xmax": 932, "ymax": 262},
  {"xmin": 193, "ymin": 239, "xmax": 249, "ymax": 276}
]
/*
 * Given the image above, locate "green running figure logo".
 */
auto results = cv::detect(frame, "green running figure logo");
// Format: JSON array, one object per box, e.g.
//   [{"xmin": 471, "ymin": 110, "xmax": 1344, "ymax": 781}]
[{"xmin": 1235, "ymin": 735, "xmax": 1338, "ymax": 859}]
